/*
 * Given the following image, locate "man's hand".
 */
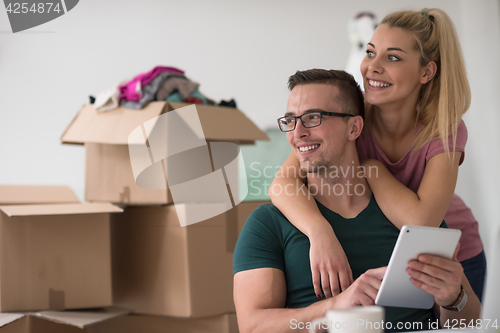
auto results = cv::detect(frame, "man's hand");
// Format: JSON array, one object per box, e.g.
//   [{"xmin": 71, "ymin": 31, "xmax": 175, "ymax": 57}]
[
  {"xmin": 407, "ymin": 244, "xmax": 463, "ymax": 307},
  {"xmin": 310, "ymin": 228, "xmax": 354, "ymax": 299},
  {"xmin": 330, "ymin": 267, "xmax": 387, "ymax": 308},
  {"xmin": 234, "ymin": 266, "xmax": 388, "ymax": 333}
]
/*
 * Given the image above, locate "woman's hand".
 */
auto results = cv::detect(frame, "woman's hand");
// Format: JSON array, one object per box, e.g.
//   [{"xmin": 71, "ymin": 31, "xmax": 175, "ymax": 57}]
[
  {"xmin": 406, "ymin": 244, "xmax": 463, "ymax": 307},
  {"xmin": 309, "ymin": 228, "xmax": 354, "ymax": 299}
]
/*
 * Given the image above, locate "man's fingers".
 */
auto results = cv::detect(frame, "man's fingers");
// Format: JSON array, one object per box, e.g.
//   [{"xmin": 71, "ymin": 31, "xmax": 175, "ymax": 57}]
[
  {"xmin": 363, "ymin": 280, "xmax": 380, "ymax": 301},
  {"xmin": 408, "ymin": 262, "xmax": 443, "ymax": 281},
  {"xmin": 358, "ymin": 292, "xmax": 377, "ymax": 306},
  {"xmin": 365, "ymin": 266, "xmax": 387, "ymax": 280},
  {"xmin": 410, "ymin": 276, "xmax": 441, "ymax": 294},
  {"xmin": 356, "ymin": 270, "xmax": 383, "ymax": 299},
  {"xmin": 416, "ymin": 254, "xmax": 461, "ymax": 275},
  {"xmin": 411, "ymin": 257, "xmax": 462, "ymax": 285},
  {"xmin": 367, "ymin": 272, "xmax": 383, "ymax": 293},
  {"xmin": 407, "ymin": 267, "xmax": 444, "ymax": 289}
]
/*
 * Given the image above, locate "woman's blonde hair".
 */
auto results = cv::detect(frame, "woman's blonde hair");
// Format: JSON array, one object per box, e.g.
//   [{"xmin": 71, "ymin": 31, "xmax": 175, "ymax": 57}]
[{"xmin": 365, "ymin": 8, "xmax": 471, "ymax": 154}]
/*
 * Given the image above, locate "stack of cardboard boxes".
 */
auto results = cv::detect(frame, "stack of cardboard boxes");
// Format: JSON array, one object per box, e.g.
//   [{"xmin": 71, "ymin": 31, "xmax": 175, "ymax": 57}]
[{"xmin": 0, "ymin": 102, "xmax": 271, "ymax": 332}]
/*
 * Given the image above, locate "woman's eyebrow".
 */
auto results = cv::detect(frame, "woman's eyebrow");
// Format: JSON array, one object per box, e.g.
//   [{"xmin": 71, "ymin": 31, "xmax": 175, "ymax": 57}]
[
  {"xmin": 367, "ymin": 42, "xmax": 407, "ymax": 53},
  {"xmin": 387, "ymin": 47, "xmax": 407, "ymax": 53}
]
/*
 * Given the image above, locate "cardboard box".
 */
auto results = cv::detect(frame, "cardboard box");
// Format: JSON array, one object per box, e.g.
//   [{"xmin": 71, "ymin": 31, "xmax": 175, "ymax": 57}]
[
  {"xmin": 0, "ymin": 186, "xmax": 123, "ymax": 312},
  {"xmin": 111, "ymin": 203, "xmax": 239, "ymax": 318},
  {"xmin": 103, "ymin": 313, "xmax": 238, "ymax": 333},
  {"xmin": 0, "ymin": 310, "xmax": 237, "ymax": 333},
  {"xmin": 61, "ymin": 102, "xmax": 268, "ymax": 205},
  {"xmin": 0, "ymin": 203, "xmax": 122, "ymax": 312},
  {"xmin": 0, "ymin": 307, "xmax": 130, "ymax": 333},
  {"xmin": 0, "ymin": 185, "xmax": 79, "ymax": 205}
]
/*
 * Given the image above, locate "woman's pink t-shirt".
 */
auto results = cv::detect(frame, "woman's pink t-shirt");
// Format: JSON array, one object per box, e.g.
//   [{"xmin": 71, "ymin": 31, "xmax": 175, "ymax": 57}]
[{"xmin": 357, "ymin": 120, "xmax": 483, "ymax": 262}]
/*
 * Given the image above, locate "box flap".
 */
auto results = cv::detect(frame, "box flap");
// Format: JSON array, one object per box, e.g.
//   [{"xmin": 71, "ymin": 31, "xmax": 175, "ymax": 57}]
[
  {"xmin": 174, "ymin": 202, "xmax": 231, "ymax": 227},
  {"xmin": 0, "ymin": 185, "xmax": 80, "ymax": 205},
  {"xmin": 0, "ymin": 313, "xmax": 26, "ymax": 328},
  {"xmin": 60, "ymin": 103, "xmax": 167, "ymax": 145},
  {"xmin": 168, "ymin": 102, "xmax": 269, "ymax": 142},
  {"xmin": 33, "ymin": 307, "xmax": 130, "ymax": 328},
  {"xmin": 61, "ymin": 102, "xmax": 269, "ymax": 145},
  {"xmin": 0, "ymin": 202, "xmax": 123, "ymax": 217}
]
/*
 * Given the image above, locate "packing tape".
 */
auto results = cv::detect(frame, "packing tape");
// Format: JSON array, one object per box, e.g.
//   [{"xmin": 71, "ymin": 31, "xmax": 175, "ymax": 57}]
[{"xmin": 119, "ymin": 186, "xmax": 130, "ymax": 203}]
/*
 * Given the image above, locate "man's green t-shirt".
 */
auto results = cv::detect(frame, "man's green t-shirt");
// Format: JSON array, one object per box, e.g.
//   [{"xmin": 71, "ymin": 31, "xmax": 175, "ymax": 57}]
[{"xmin": 233, "ymin": 195, "xmax": 435, "ymax": 331}]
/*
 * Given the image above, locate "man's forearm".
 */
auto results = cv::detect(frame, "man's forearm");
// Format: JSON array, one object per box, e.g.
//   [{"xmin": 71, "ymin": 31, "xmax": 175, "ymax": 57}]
[
  {"xmin": 239, "ymin": 300, "xmax": 329, "ymax": 333},
  {"xmin": 234, "ymin": 264, "xmax": 386, "ymax": 332},
  {"xmin": 439, "ymin": 280, "xmax": 481, "ymax": 326}
]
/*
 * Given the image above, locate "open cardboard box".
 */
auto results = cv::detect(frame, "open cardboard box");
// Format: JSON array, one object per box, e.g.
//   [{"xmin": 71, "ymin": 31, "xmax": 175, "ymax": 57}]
[
  {"xmin": 0, "ymin": 309, "xmax": 237, "ymax": 333},
  {"xmin": 0, "ymin": 185, "xmax": 80, "ymax": 205},
  {"xmin": 103, "ymin": 312, "xmax": 238, "ymax": 333},
  {"xmin": 61, "ymin": 102, "xmax": 268, "ymax": 205},
  {"xmin": 0, "ymin": 307, "xmax": 130, "ymax": 333},
  {"xmin": 0, "ymin": 185, "xmax": 122, "ymax": 312}
]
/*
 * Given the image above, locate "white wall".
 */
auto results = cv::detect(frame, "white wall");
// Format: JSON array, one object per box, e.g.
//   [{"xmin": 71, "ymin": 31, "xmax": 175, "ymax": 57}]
[
  {"xmin": 455, "ymin": 0, "xmax": 500, "ymax": 262},
  {"xmin": 0, "ymin": 0, "xmax": 498, "ymax": 254}
]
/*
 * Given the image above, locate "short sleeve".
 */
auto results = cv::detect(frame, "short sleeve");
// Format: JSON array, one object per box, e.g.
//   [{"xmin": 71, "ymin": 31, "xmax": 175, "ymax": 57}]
[
  {"xmin": 233, "ymin": 205, "xmax": 285, "ymax": 275},
  {"xmin": 426, "ymin": 119, "xmax": 468, "ymax": 165}
]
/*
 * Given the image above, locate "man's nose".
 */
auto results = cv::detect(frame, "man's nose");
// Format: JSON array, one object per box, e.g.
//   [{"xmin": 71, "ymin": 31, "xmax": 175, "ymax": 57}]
[{"xmin": 293, "ymin": 119, "xmax": 310, "ymax": 138}]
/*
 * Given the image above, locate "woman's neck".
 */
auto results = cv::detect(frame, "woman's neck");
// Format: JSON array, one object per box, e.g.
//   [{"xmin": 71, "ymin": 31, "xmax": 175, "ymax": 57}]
[{"xmin": 371, "ymin": 96, "xmax": 419, "ymax": 141}]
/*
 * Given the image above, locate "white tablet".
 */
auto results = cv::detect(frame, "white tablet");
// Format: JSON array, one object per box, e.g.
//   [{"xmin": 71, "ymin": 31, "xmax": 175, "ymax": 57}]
[{"xmin": 375, "ymin": 225, "xmax": 461, "ymax": 309}]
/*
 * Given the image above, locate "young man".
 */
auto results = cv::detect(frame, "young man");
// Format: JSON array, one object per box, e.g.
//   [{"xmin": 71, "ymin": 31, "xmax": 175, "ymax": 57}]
[{"xmin": 233, "ymin": 69, "xmax": 480, "ymax": 333}]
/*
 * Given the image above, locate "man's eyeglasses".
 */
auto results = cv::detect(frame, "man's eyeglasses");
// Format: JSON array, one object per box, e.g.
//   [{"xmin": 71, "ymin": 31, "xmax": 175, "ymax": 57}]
[{"xmin": 277, "ymin": 111, "xmax": 354, "ymax": 132}]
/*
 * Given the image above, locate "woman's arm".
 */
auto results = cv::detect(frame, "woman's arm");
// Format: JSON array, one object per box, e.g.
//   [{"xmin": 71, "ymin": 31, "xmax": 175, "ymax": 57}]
[
  {"xmin": 269, "ymin": 153, "xmax": 353, "ymax": 297},
  {"xmin": 270, "ymin": 153, "xmax": 326, "ymax": 238},
  {"xmin": 361, "ymin": 151, "xmax": 461, "ymax": 228}
]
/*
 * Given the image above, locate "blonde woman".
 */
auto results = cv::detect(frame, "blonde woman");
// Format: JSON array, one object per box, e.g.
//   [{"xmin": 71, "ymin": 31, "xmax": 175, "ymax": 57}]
[{"xmin": 270, "ymin": 8, "xmax": 486, "ymax": 303}]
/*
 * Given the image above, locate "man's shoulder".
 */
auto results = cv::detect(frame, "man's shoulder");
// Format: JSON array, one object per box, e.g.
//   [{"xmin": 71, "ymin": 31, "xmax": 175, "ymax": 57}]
[
  {"xmin": 242, "ymin": 203, "xmax": 288, "ymax": 231},
  {"xmin": 233, "ymin": 203, "xmax": 289, "ymax": 275},
  {"xmin": 248, "ymin": 203, "xmax": 284, "ymax": 219}
]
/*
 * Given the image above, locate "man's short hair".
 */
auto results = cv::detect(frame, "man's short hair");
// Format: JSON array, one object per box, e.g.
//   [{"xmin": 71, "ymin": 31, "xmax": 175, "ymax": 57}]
[{"xmin": 288, "ymin": 69, "xmax": 365, "ymax": 119}]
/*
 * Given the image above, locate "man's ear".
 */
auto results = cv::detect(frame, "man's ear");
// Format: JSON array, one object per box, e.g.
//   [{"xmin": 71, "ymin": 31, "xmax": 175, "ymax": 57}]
[
  {"xmin": 420, "ymin": 61, "xmax": 437, "ymax": 84},
  {"xmin": 348, "ymin": 116, "xmax": 363, "ymax": 141}
]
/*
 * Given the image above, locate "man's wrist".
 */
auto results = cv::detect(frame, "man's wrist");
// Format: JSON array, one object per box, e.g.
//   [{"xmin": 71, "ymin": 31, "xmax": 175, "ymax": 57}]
[
  {"xmin": 319, "ymin": 293, "xmax": 340, "ymax": 315},
  {"xmin": 442, "ymin": 285, "xmax": 468, "ymax": 312}
]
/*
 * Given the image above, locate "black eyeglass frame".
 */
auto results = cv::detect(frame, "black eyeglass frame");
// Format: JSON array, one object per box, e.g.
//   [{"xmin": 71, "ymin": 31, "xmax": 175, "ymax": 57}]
[{"xmin": 277, "ymin": 111, "xmax": 355, "ymax": 132}]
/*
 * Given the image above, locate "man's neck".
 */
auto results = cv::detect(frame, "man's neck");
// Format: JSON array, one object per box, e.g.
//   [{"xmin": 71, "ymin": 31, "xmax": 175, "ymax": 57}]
[{"xmin": 307, "ymin": 155, "xmax": 372, "ymax": 219}]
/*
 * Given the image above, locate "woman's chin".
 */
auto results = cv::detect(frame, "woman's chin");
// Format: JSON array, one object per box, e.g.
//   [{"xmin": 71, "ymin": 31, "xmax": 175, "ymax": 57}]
[{"xmin": 363, "ymin": 93, "xmax": 379, "ymax": 105}]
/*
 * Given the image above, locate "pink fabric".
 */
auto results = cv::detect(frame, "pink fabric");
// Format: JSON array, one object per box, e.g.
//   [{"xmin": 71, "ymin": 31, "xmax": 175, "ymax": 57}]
[
  {"xmin": 119, "ymin": 66, "xmax": 184, "ymax": 102},
  {"xmin": 357, "ymin": 120, "xmax": 483, "ymax": 262}
]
